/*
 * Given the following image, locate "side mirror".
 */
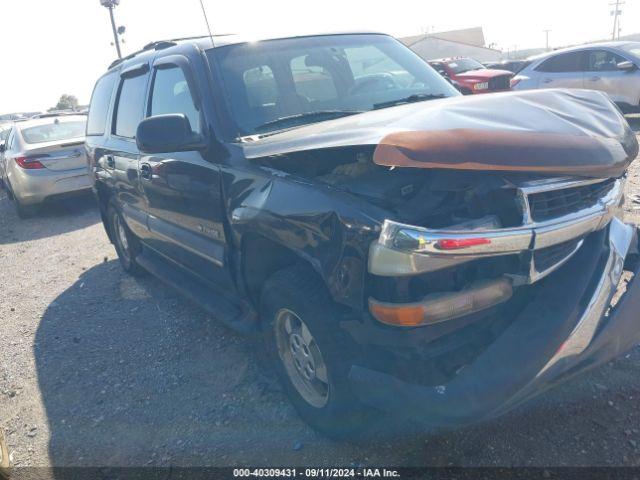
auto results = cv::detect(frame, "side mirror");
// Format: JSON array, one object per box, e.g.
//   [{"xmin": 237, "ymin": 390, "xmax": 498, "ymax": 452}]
[
  {"xmin": 0, "ymin": 142, "xmax": 5, "ymax": 153},
  {"xmin": 136, "ymin": 114, "xmax": 205, "ymax": 154},
  {"xmin": 617, "ymin": 60, "xmax": 637, "ymax": 72}
]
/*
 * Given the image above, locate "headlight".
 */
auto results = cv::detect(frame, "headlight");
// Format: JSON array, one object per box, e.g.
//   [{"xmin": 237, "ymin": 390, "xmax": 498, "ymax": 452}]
[{"xmin": 474, "ymin": 82, "xmax": 489, "ymax": 90}]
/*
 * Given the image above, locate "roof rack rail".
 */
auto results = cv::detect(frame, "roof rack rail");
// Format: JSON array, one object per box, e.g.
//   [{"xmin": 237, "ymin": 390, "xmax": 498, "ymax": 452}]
[{"xmin": 107, "ymin": 34, "xmax": 235, "ymax": 70}]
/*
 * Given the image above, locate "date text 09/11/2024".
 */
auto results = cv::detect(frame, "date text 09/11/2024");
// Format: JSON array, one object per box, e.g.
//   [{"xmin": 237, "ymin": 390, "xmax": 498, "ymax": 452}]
[{"xmin": 233, "ymin": 468, "xmax": 401, "ymax": 478}]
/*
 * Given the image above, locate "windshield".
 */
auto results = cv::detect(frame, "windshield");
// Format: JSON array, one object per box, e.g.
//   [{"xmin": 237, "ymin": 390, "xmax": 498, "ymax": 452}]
[
  {"xmin": 446, "ymin": 58, "xmax": 485, "ymax": 74},
  {"xmin": 21, "ymin": 120, "xmax": 86, "ymax": 144},
  {"xmin": 621, "ymin": 43, "xmax": 640, "ymax": 60},
  {"xmin": 208, "ymin": 34, "xmax": 459, "ymax": 137}
]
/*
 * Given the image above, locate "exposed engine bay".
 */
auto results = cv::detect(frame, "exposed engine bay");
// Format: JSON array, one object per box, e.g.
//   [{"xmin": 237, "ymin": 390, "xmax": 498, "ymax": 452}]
[{"xmin": 260, "ymin": 147, "xmax": 527, "ymax": 230}]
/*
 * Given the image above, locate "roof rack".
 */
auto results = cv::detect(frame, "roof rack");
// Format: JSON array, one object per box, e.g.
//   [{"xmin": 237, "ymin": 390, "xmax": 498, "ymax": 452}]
[{"xmin": 107, "ymin": 34, "xmax": 235, "ymax": 70}]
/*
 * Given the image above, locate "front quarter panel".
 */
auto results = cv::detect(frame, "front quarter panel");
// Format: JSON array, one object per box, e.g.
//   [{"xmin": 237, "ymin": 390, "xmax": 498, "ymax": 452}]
[{"xmin": 222, "ymin": 163, "xmax": 384, "ymax": 310}]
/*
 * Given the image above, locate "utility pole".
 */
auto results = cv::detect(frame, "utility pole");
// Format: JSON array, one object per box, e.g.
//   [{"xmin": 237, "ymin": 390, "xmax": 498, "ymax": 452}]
[
  {"xmin": 610, "ymin": 0, "xmax": 624, "ymax": 41},
  {"xmin": 100, "ymin": 0, "xmax": 123, "ymax": 59},
  {"xmin": 543, "ymin": 29, "xmax": 551, "ymax": 50}
]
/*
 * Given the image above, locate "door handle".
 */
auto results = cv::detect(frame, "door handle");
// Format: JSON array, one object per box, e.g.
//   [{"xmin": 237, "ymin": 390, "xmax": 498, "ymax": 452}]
[
  {"xmin": 542, "ymin": 78, "xmax": 553, "ymax": 84},
  {"xmin": 140, "ymin": 163, "xmax": 152, "ymax": 180},
  {"xmin": 105, "ymin": 155, "xmax": 115, "ymax": 169},
  {"xmin": 589, "ymin": 76, "xmax": 601, "ymax": 82}
]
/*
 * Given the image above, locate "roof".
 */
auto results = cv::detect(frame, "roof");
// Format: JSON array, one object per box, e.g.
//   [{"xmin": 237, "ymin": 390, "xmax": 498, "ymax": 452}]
[
  {"xmin": 14, "ymin": 115, "xmax": 87, "ymax": 129},
  {"xmin": 527, "ymin": 40, "xmax": 640, "ymax": 61}
]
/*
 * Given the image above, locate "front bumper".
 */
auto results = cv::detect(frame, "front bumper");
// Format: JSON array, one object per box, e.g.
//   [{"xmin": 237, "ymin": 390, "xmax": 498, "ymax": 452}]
[{"xmin": 350, "ymin": 218, "xmax": 640, "ymax": 426}]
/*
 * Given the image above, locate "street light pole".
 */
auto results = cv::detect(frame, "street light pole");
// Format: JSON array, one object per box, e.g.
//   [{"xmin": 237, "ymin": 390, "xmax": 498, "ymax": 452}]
[
  {"xmin": 100, "ymin": 0, "xmax": 122, "ymax": 59},
  {"xmin": 108, "ymin": 5, "xmax": 122, "ymax": 59},
  {"xmin": 543, "ymin": 29, "xmax": 551, "ymax": 51}
]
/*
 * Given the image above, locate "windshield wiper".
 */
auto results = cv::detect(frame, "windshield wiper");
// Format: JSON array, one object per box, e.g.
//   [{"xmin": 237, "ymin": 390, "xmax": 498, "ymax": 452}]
[
  {"xmin": 373, "ymin": 93, "xmax": 446, "ymax": 110},
  {"xmin": 254, "ymin": 110, "xmax": 364, "ymax": 133}
]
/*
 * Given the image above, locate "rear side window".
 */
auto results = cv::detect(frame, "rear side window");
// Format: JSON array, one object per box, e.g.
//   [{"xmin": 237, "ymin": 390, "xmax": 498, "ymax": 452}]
[
  {"xmin": 87, "ymin": 72, "xmax": 117, "ymax": 136},
  {"xmin": 21, "ymin": 120, "xmax": 87, "ymax": 144},
  {"xmin": 150, "ymin": 67, "xmax": 201, "ymax": 134},
  {"xmin": 536, "ymin": 52, "xmax": 585, "ymax": 73},
  {"xmin": 113, "ymin": 73, "xmax": 148, "ymax": 138}
]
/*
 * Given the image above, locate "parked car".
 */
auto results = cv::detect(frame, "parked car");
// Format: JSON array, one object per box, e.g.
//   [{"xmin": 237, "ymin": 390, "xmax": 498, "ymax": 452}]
[
  {"xmin": 428, "ymin": 57, "xmax": 513, "ymax": 94},
  {"xmin": 0, "ymin": 115, "xmax": 89, "ymax": 218},
  {"xmin": 0, "ymin": 124, "xmax": 14, "ymax": 190},
  {"xmin": 512, "ymin": 41, "xmax": 640, "ymax": 112},
  {"xmin": 483, "ymin": 59, "xmax": 530, "ymax": 74},
  {"xmin": 87, "ymin": 32, "xmax": 639, "ymax": 439}
]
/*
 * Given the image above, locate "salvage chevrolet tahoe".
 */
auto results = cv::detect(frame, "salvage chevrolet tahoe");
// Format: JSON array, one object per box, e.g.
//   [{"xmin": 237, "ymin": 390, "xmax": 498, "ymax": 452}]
[{"xmin": 87, "ymin": 32, "xmax": 640, "ymax": 438}]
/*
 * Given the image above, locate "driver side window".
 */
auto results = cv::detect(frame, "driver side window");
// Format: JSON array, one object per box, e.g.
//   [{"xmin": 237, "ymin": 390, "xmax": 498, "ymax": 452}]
[
  {"xmin": 150, "ymin": 66, "xmax": 201, "ymax": 134},
  {"xmin": 586, "ymin": 50, "xmax": 627, "ymax": 72}
]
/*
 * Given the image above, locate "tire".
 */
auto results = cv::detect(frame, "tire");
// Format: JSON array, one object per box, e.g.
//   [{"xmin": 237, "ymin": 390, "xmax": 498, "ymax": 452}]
[
  {"xmin": 0, "ymin": 429, "xmax": 10, "ymax": 479},
  {"xmin": 13, "ymin": 197, "xmax": 38, "ymax": 219},
  {"xmin": 107, "ymin": 200, "xmax": 146, "ymax": 277},
  {"xmin": 260, "ymin": 264, "xmax": 374, "ymax": 439}
]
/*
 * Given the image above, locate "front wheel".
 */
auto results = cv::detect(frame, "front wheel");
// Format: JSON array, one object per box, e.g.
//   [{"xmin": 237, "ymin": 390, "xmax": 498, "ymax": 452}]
[
  {"xmin": 261, "ymin": 265, "xmax": 374, "ymax": 439},
  {"xmin": 108, "ymin": 200, "xmax": 146, "ymax": 277}
]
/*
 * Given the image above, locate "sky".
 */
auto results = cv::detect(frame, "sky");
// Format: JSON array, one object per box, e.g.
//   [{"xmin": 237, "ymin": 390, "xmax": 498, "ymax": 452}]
[{"xmin": 0, "ymin": 0, "xmax": 638, "ymax": 113}]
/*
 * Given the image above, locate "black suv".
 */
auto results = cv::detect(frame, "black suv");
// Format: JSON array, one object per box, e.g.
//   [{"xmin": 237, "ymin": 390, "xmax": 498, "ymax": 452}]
[{"xmin": 87, "ymin": 32, "xmax": 640, "ymax": 438}]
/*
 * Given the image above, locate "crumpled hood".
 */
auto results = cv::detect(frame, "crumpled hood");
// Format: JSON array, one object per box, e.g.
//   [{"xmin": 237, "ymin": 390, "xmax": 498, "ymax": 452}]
[{"xmin": 242, "ymin": 88, "xmax": 638, "ymax": 178}]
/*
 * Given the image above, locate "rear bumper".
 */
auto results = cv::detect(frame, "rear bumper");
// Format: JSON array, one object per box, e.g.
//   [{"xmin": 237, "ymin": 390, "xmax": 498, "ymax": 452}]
[
  {"xmin": 9, "ymin": 166, "xmax": 91, "ymax": 205},
  {"xmin": 349, "ymin": 218, "xmax": 640, "ymax": 426}
]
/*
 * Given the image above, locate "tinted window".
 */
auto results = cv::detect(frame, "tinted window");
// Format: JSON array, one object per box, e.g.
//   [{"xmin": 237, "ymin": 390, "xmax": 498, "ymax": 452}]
[
  {"xmin": 536, "ymin": 52, "xmax": 585, "ymax": 73},
  {"xmin": 150, "ymin": 67, "xmax": 201, "ymax": 134},
  {"xmin": 114, "ymin": 73, "xmax": 148, "ymax": 138},
  {"xmin": 21, "ymin": 120, "xmax": 87, "ymax": 144},
  {"xmin": 0, "ymin": 128, "xmax": 10, "ymax": 142},
  {"xmin": 87, "ymin": 72, "xmax": 117, "ymax": 136},
  {"xmin": 586, "ymin": 50, "xmax": 627, "ymax": 71}
]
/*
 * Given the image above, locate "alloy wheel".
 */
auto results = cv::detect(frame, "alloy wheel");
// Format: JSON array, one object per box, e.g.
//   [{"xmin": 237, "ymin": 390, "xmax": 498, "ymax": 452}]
[{"xmin": 274, "ymin": 308, "xmax": 330, "ymax": 408}]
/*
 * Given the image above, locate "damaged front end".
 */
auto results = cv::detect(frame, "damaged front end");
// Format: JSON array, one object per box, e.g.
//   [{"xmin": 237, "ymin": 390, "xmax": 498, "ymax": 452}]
[
  {"xmin": 241, "ymin": 88, "xmax": 640, "ymax": 424},
  {"xmin": 368, "ymin": 175, "xmax": 626, "ymax": 324}
]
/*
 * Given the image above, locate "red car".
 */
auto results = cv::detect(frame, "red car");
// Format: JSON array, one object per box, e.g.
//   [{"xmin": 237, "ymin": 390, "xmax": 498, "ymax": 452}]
[{"xmin": 429, "ymin": 57, "xmax": 514, "ymax": 95}]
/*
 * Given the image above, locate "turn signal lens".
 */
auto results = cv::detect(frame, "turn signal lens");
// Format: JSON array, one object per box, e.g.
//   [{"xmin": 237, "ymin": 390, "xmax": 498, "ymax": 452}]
[
  {"xmin": 436, "ymin": 238, "xmax": 491, "ymax": 251},
  {"xmin": 15, "ymin": 156, "xmax": 45, "ymax": 169},
  {"xmin": 369, "ymin": 278, "xmax": 513, "ymax": 327},
  {"xmin": 368, "ymin": 301, "xmax": 426, "ymax": 327}
]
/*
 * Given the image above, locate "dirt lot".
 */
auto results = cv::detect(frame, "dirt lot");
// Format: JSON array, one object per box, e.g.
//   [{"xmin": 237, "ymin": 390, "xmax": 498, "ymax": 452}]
[{"xmin": 1, "ymin": 117, "xmax": 640, "ymax": 469}]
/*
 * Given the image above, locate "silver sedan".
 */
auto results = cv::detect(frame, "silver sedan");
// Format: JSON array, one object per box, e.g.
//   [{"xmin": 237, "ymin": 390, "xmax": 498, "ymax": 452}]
[
  {"xmin": 512, "ymin": 41, "xmax": 640, "ymax": 112},
  {"xmin": 0, "ymin": 115, "xmax": 90, "ymax": 218}
]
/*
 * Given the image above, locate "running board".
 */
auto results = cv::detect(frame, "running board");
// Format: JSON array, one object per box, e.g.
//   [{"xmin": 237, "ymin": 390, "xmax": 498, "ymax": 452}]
[{"xmin": 135, "ymin": 249, "xmax": 259, "ymax": 334}]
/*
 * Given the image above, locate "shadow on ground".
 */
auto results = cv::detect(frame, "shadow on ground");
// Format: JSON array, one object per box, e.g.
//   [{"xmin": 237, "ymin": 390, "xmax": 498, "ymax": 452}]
[
  {"xmin": 33, "ymin": 261, "xmax": 640, "ymax": 469},
  {"xmin": 0, "ymin": 190, "xmax": 99, "ymax": 245}
]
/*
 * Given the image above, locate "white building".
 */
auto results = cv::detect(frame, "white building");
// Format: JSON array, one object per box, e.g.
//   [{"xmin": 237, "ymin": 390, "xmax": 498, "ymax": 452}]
[{"xmin": 399, "ymin": 27, "xmax": 503, "ymax": 63}]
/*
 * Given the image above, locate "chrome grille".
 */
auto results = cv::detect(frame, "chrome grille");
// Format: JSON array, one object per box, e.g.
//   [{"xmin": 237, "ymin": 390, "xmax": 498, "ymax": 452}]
[
  {"xmin": 533, "ymin": 238, "xmax": 583, "ymax": 273},
  {"xmin": 527, "ymin": 178, "xmax": 617, "ymax": 223}
]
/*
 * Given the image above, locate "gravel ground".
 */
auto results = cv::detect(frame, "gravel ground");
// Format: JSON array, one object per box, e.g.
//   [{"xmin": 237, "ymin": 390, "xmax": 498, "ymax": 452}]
[{"xmin": 1, "ymin": 116, "xmax": 640, "ymax": 469}]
